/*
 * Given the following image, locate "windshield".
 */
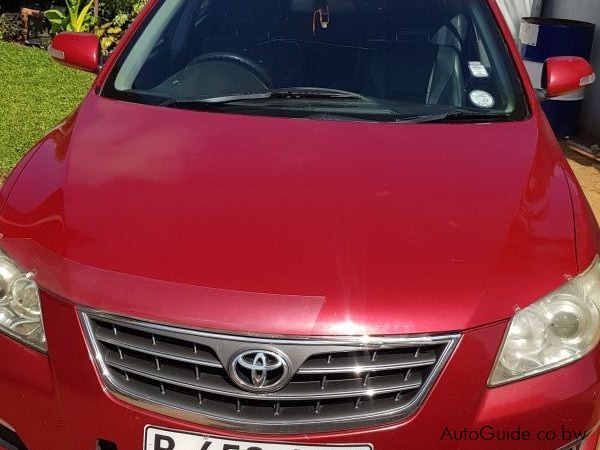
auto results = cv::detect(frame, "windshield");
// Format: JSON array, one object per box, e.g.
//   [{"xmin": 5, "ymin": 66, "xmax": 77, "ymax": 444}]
[{"xmin": 102, "ymin": 0, "xmax": 529, "ymax": 122}]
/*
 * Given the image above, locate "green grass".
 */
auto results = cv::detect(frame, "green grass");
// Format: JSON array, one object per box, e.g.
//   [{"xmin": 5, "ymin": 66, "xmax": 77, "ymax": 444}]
[{"xmin": 0, "ymin": 41, "xmax": 94, "ymax": 176}]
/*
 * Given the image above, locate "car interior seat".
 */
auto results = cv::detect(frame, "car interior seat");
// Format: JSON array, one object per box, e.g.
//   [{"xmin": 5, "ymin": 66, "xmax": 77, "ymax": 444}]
[{"xmin": 426, "ymin": 14, "xmax": 468, "ymax": 106}]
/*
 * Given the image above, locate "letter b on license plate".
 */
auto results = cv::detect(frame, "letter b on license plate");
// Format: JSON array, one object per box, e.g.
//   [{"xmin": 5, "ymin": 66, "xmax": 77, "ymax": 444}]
[{"xmin": 145, "ymin": 426, "xmax": 372, "ymax": 450}]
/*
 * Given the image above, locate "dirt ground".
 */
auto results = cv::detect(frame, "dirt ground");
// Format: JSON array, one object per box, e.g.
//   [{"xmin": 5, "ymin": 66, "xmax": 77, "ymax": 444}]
[{"xmin": 564, "ymin": 147, "xmax": 600, "ymax": 222}]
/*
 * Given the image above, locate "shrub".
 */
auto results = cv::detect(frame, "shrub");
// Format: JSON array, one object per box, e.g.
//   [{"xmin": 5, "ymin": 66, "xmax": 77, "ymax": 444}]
[
  {"xmin": 98, "ymin": 0, "xmax": 132, "ymax": 22},
  {"xmin": 0, "ymin": 13, "xmax": 23, "ymax": 42},
  {"xmin": 45, "ymin": 0, "xmax": 95, "ymax": 33},
  {"xmin": 94, "ymin": 0, "xmax": 145, "ymax": 56}
]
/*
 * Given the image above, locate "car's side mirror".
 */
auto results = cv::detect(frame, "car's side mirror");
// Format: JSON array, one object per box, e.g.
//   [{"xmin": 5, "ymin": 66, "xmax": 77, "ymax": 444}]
[
  {"xmin": 48, "ymin": 32, "xmax": 100, "ymax": 73},
  {"xmin": 542, "ymin": 56, "xmax": 595, "ymax": 99}
]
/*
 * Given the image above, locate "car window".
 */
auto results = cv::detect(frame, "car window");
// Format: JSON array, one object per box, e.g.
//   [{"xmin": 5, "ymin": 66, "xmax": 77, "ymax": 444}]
[{"xmin": 102, "ymin": 0, "xmax": 529, "ymax": 122}]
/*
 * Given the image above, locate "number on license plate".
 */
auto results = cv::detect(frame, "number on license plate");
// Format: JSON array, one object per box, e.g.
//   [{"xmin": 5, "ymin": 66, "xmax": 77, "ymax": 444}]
[{"xmin": 145, "ymin": 426, "xmax": 373, "ymax": 450}]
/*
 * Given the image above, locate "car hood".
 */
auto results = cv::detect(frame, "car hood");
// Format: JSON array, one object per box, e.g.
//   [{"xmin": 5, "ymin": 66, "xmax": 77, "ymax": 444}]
[{"xmin": 0, "ymin": 94, "xmax": 578, "ymax": 336}]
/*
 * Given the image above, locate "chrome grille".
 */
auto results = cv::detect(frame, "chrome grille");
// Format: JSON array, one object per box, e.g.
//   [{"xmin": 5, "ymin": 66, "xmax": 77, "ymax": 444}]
[{"xmin": 81, "ymin": 310, "xmax": 459, "ymax": 433}]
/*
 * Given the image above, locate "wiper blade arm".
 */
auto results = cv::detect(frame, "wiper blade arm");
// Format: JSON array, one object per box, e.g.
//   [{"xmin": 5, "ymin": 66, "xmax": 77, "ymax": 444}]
[
  {"xmin": 269, "ymin": 87, "xmax": 368, "ymax": 100},
  {"xmin": 160, "ymin": 92, "xmax": 271, "ymax": 108},
  {"xmin": 399, "ymin": 110, "xmax": 514, "ymax": 123},
  {"xmin": 161, "ymin": 88, "xmax": 368, "ymax": 108}
]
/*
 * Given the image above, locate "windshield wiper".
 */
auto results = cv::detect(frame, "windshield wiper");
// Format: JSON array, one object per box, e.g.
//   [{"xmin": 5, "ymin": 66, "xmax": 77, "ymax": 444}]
[
  {"xmin": 398, "ymin": 110, "xmax": 514, "ymax": 123},
  {"xmin": 161, "ymin": 87, "xmax": 368, "ymax": 108}
]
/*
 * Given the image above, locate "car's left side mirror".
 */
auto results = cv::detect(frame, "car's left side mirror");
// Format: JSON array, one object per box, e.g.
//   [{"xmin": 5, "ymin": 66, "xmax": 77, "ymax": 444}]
[
  {"xmin": 542, "ymin": 56, "xmax": 596, "ymax": 99},
  {"xmin": 48, "ymin": 32, "xmax": 100, "ymax": 73}
]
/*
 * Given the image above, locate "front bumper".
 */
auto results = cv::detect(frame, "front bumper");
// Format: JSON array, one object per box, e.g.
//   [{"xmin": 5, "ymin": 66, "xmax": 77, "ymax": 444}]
[{"xmin": 1, "ymin": 292, "xmax": 600, "ymax": 450}]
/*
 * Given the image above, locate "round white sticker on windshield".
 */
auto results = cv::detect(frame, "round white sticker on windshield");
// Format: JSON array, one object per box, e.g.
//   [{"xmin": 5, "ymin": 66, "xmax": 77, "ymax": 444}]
[{"xmin": 469, "ymin": 90, "xmax": 495, "ymax": 108}]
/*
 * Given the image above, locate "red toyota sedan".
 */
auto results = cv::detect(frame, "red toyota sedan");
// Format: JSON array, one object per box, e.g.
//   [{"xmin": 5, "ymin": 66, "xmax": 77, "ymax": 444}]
[{"xmin": 0, "ymin": 0, "xmax": 598, "ymax": 448}]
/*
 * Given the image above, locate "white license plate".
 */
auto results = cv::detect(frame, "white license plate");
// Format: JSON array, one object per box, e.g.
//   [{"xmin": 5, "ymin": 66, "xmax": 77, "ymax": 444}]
[{"xmin": 144, "ymin": 426, "xmax": 373, "ymax": 450}]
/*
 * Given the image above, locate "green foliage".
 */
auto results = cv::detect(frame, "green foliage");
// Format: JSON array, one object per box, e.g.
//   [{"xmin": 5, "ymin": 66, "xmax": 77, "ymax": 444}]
[
  {"xmin": 44, "ymin": 9, "xmax": 68, "ymax": 32},
  {"xmin": 94, "ymin": 0, "xmax": 146, "ymax": 56},
  {"xmin": 94, "ymin": 20, "xmax": 122, "ymax": 55},
  {"xmin": 131, "ymin": 0, "xmax": 146, "ymax": 15},
  {"xmin": 0, "ymin": 41, "xmax": 94, "ymax": 177},
  {"xmin": 0, "ymin": 13, "xmax": 24, "ymax": 42},
  {"xmin": 45, "ymin": 0, "xmax": 95, "ymax": 33},
  {"xmin": 98, "ymin": 0, "xmax": 138, "ymax": 22}
]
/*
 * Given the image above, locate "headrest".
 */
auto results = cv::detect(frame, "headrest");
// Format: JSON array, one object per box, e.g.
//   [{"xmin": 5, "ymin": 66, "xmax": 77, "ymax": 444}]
[{"xmin": 432, "ymin": 14, "xmax": 468, "ymax": 49}]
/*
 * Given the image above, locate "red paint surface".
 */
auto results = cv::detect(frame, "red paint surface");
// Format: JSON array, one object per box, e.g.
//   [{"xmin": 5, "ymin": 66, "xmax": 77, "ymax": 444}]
[
  {"xmin": 0, "ymin": 95, "xmax": 582, "ymax": 336},
  {"xmin": 0, "ymin": 0, "xmax": 599, "ymax": 448},
  {"xmin": 0, "ymin": 294, "xmax": 598, "ymax": 449},
  {"xmin": 545, "ymin": 56, "xmax": 595, "ymax": 98},
  {"xmin": 49, "ymin": 32, "xmax": 100, "ymax": 73}
]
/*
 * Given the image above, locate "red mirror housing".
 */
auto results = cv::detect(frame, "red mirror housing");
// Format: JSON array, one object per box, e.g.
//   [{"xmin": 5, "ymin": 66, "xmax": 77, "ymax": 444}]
[
  {"xmin": 543, "ymin": 56, "xmax": 596, "ymax": 98},
  {"xmin": 48, "ymin": 32, "xmax": 100, "ymax": 73}
]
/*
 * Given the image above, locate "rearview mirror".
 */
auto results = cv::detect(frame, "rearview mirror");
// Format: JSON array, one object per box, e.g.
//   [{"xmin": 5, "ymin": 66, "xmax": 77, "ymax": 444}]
[
  {"xmin": 542, "ymin": 56, "xmax": 595, "ymax": 99},
  {"xmin": 48, "ymin": 32, "xmax": 100, "ymax": 73}
]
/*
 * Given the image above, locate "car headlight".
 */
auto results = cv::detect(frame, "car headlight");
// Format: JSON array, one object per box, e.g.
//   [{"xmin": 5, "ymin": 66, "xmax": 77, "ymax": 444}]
[
  {"xmin": 0, "ymin": 250, "xmax": 46, "ymax": 352},
  {"xmin": 489, "ymin": 257, "xmax": 600, "ymax": 386}
]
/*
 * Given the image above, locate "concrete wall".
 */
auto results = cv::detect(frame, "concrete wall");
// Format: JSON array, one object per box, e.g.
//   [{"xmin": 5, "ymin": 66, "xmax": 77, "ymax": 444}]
[{"xmin": 542, "ymin": 0, "xmax": 600, "ymax": 139}]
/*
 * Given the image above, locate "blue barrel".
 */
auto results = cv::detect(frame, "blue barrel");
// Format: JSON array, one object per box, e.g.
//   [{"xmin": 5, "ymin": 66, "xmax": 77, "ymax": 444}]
[{"xmin": 520, "ymin": 18, "xmax": 595, "ymax": 138}]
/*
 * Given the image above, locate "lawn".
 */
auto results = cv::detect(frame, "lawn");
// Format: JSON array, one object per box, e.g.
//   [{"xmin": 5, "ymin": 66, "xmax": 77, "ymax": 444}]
[{"xmin": 0, "ymin": 41, "xmax": 94, "ymax": 177}]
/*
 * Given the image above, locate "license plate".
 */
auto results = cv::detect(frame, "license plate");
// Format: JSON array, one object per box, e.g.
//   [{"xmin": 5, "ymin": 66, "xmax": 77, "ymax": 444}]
[{"xmin": 144, "ymin": 426, "xmax": 373, "ymax": 450}]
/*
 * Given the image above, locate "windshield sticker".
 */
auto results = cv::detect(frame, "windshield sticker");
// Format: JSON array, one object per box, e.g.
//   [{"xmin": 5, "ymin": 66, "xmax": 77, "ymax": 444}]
[
  {"xmin": 468, "ymin": 61, "xmax": 489, "ymax": 78},
  {"xmin": 469, "ymin": 90, "xmax": 495, "ymax": 108}
]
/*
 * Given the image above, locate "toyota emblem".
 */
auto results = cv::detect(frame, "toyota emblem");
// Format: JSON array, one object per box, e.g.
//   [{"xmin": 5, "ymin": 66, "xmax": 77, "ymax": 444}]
[{"xmin": 228, "ymin": 349, "xmax": 292, "ymax": 393}]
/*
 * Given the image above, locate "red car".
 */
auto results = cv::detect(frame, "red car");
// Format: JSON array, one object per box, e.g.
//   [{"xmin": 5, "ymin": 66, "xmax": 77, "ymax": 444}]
[{"xmin": 0, "ymin": 0, "xmax": 598, "ymax": 448}]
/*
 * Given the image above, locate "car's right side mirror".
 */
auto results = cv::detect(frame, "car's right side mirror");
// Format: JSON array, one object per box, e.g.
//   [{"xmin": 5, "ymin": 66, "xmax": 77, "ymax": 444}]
[{"xmin": 542, "ymin": 56, "xmax": 596, "ymax": 99}]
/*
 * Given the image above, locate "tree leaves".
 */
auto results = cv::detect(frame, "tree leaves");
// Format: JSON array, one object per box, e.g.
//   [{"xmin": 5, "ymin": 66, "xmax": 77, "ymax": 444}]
[{"xmin": 45, "ymin": 0, "xmax": 95, "ymax": 34}]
